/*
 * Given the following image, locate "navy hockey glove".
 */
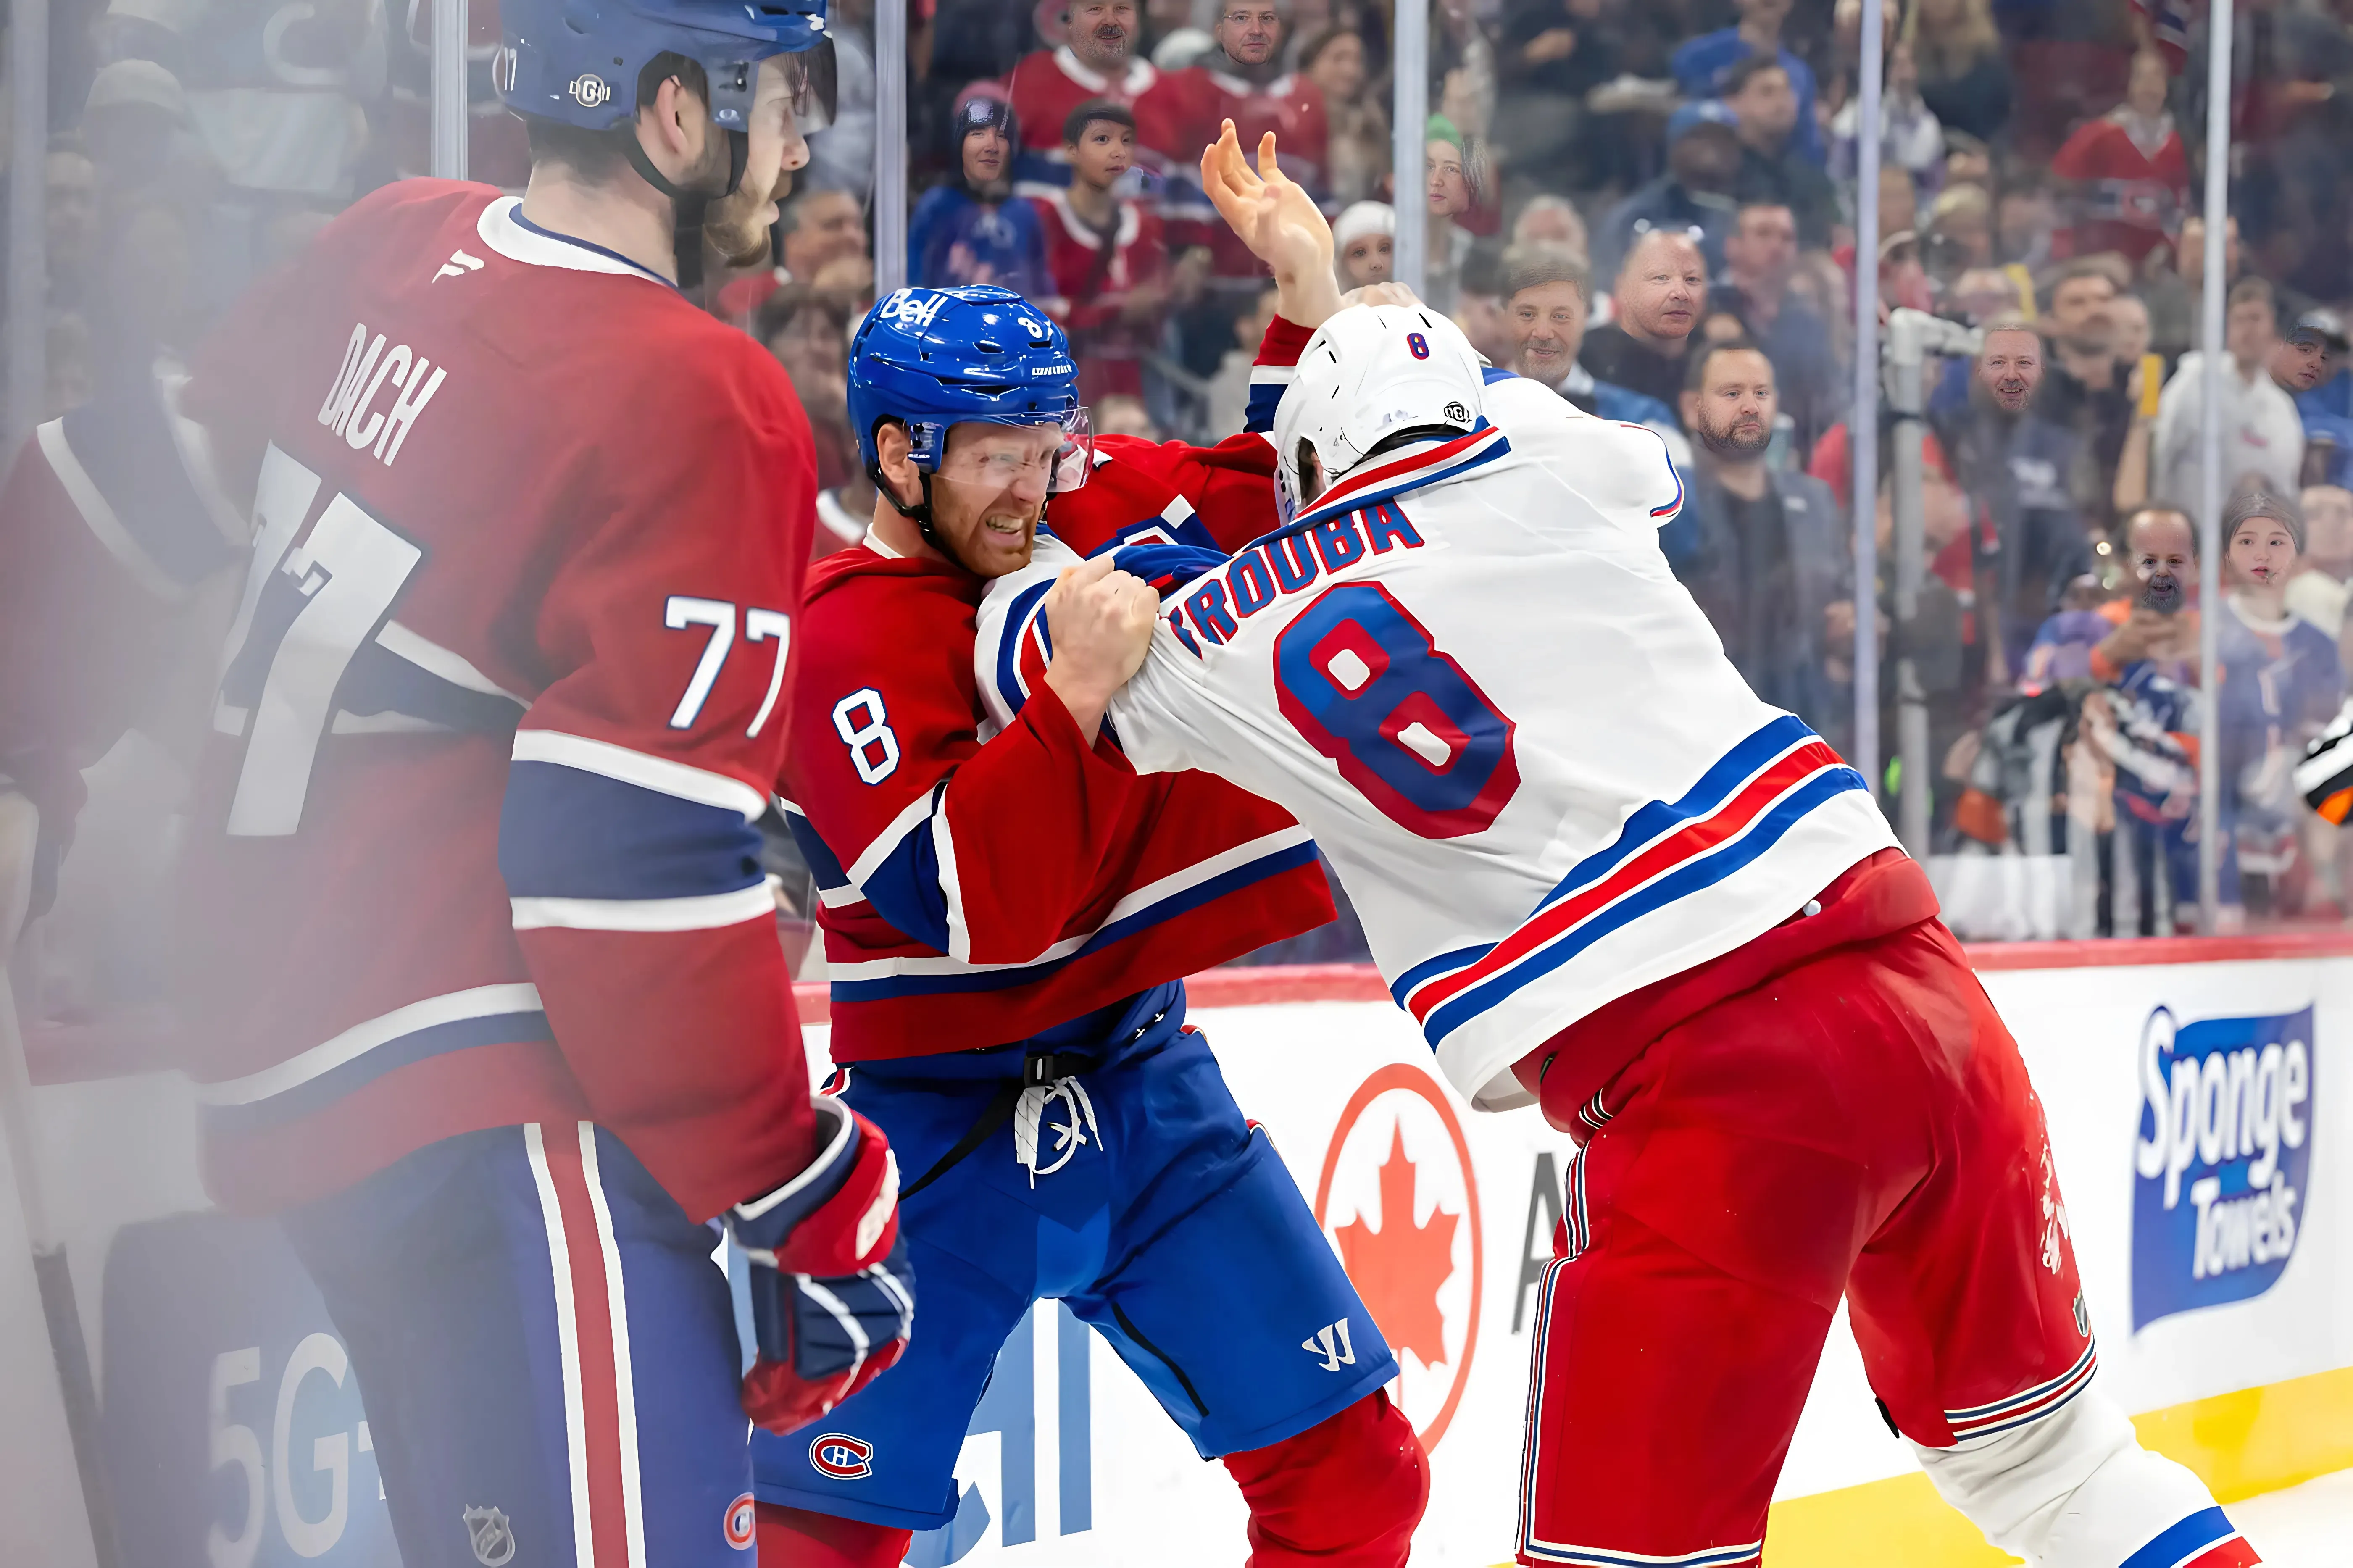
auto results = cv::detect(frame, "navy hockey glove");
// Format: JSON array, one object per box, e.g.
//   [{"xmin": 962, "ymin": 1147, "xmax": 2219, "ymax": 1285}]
[{"xmin": 728, "ymin": 1097, "xmax": 914, "ymax": 1435}]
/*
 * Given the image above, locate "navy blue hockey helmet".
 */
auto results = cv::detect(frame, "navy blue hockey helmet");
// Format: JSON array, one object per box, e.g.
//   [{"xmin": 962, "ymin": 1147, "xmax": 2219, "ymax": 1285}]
[
  {"xmin": 848, "ymin": 286, "xmax": 1092, "ymax": 485},
  {"xmin": 496, "ymin": 0, "xmax": 829, "ymax": 139}
]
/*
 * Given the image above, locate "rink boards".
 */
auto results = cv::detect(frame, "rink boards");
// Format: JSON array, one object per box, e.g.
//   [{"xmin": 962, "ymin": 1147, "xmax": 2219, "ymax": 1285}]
[{"xmin": 8, "ymin": 937, "xmax": 2353, "ymax": 1567}]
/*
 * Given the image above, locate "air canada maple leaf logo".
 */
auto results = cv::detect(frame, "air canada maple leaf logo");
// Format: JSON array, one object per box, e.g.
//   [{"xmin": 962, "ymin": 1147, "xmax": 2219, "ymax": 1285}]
[
  {"xmin": 1334, "ymin": 1124, "xmax": 1459, "ymax": 1367},
  {"xmin": 1315, "ymin": 1063, "xmax": 1484, "ymax": 1449}
]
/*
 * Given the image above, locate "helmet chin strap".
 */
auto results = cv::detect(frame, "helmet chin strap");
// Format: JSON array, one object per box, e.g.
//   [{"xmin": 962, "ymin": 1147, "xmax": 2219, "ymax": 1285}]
[
  {"xmin": 872, "ymin": 461, "xmax": 969, "ymax": 570},
  {"xmin": 623, "ymin": 124, "xmax": 748, "ymax": 294}
]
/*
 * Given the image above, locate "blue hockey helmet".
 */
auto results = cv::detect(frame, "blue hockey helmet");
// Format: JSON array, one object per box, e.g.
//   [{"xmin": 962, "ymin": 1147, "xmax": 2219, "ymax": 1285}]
[
  {"xmin": 496, "ymin": 0, "xmax": 830, "ymax": 139},
  {"xmin": 848, "ymin": 286, "xmax": 1092, "ymax": 488}
]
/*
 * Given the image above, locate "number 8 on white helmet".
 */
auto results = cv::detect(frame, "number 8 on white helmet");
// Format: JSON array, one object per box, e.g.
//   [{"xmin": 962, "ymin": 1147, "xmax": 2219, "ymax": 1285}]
[{"xmin": 1272, "ymin": 303, "xmax": 1489, "ymax": 526}]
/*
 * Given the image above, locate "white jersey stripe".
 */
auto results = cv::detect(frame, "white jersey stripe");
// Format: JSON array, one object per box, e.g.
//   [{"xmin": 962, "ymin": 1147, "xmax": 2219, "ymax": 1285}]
[
  {"xmin": 195, "ymin": 982, "xmax": 544, "ymax": 1105},
  {"xmin": 821, "ymin": 827, "xmax": 1317, "ymax": 985},
  {"xmin": 576, "ymin": 1125, "xmax": 648, "ymax": 1568},
  {"xmin": 511, "ymin": 729, "xmax": 768, "ymax": 820},
  {"xmin": 524, "ymin": 1123, "xmax": 596, "ymax": 1568},
  {"xmin": 37, "ymin": 418, "xmax": 187, "ymax": 600},
  {"xmin": 510, "ymin": 884, "xmax": 776, "ymax": 933}
]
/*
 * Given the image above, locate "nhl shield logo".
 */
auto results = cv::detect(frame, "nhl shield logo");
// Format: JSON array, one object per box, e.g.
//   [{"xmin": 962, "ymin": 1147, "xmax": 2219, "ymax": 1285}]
[
  {"xmin": 463, "ymin": 1505, "xmax": 516, "ymax": 1567},
  {"xmin": 568, "ymin": 72, "xmax": 612, "ymax": 108}
]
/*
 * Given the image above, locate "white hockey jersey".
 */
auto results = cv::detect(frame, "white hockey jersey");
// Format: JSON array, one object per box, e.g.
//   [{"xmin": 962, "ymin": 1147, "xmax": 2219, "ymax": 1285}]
[{"xmin": 979, "ymin": 380, "xmax": 1897, "ymax": 1110}]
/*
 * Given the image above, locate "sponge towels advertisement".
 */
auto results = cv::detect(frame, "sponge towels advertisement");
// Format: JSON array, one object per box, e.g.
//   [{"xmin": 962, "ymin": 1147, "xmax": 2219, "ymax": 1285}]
[
  {"xmin": 26, "ymin": 946, "xmax": 2353, "ymax": 1565},
  {"xmin": 2130, "ymin": 1004, "xmax": 2315, "ymax": 1329}
]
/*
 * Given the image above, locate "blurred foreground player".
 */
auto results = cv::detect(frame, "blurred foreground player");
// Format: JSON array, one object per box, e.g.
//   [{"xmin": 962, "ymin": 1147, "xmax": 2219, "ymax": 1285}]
[
  {"xmin": 1008, "ymin": 137, "xmax": 2261, "ymax": 1568},
  {"xmin": 0, "ymin": 3, "xmax": 915, "ymax": 1564},
  {"xmin": 759, "ymin": 128, "xmax": 1427, "ymax": 1568}
]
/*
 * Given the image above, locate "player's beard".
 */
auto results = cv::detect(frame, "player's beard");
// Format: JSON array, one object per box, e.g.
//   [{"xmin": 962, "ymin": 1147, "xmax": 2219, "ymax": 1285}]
[{"xmin": 705, "ymin": 165, "xmax": 794, "ymax": 272}]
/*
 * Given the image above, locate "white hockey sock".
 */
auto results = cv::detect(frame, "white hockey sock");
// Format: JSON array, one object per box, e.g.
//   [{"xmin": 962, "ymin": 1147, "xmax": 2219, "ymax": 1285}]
[{"xmin": 1909, "ymin": 1381, "xmax": 2243, "ymax": 1566}]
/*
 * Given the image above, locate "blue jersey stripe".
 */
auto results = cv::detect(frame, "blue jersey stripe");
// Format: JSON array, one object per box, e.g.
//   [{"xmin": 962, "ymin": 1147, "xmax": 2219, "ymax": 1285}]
[
  {"xmin": 342, "ymin": 642, "xmax": 526, "ymax": 734},
  {"xmin": 831, "ymin": 840, "xmax": 1318, "ymax": 1001},
  {"xmin": 1388, "ymin": 943, "xmax": 1495, "ymax": 1006},
  {"xmin": 1245, "ymin": 381, "xmax": 1287, "ymax": 432},
  {"xmin": 1282, "ymin": 432, "xmax": 1511, "ymax": 539},
  {"xmin": 1423, "ymin": 767, "xmax": 1867, "ymax": 1047},
  {"xmin": 499, "ymin": 761, "xmax": 766, "ymax": 902},
  {"xmin": 2119, "ymin": 1508, "xmax": 2235, "ymax": 1568},
  {"xmin": 784, "ymin": 806, "xmax": 852, "ymax": 894},
  {"xmin": 1536, "ymin": 716, "xmax": 1813, "ymax": 916},
  {"xmin": 848, "ymin": 792, "xmax": 954, "ymax": 952},
  {"xmin": 992, "ymin": 578, "xmax": 1054, "ymax": 718}
]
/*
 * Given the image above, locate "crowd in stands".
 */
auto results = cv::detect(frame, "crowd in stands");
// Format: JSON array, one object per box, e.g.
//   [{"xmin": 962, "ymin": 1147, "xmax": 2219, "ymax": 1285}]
[
  {"xmin": 21, "ymin": 0, "xmax": 2353, "ymax": 951},
  {"xmin": 878, "ymin": 0, "xmax": 2353, "ymax": 947}
]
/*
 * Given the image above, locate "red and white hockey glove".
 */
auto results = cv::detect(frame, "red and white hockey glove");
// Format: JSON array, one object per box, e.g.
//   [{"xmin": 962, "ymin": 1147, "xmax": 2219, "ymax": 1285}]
[{"xmin": 727, "ymin": 1097, "xmax": 914, "ymax": 1435}]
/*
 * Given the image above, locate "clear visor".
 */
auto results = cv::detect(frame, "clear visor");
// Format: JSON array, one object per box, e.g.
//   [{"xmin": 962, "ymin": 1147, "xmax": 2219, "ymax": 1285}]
[
  {"xmin": 781, "ymin": 45, "xmax": 836, "ymax": 137},
  {"xmin": 931, "ymin": 407, "xmax": 1095, "ymax": 500}
]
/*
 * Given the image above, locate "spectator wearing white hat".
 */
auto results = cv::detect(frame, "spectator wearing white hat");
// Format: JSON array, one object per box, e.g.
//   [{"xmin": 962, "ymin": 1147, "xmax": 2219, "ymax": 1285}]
[{"xmin": 1332, "ymin": 200, "xmax": 1393, "ymax": 289}]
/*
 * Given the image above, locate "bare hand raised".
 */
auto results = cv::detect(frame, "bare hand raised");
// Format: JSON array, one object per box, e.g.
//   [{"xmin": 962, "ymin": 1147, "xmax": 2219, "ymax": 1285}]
[
  {"xmin": 1200, "ymin": 121, "xmax": 1342, "ymax": 329},
  {"xmin": 1042, "ymin": 554, "xmax": 1163, "ymax": 737}
]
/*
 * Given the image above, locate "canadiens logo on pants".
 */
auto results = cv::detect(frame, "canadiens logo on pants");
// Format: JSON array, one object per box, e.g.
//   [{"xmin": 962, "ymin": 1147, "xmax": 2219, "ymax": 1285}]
[
  {"xmin": 811, "ymin": 1433, "xmax": 875, "ymax": 1479},
  {"xmin": 724, "ymin": 1492, "xmax": 757, "ymax": 1549}
]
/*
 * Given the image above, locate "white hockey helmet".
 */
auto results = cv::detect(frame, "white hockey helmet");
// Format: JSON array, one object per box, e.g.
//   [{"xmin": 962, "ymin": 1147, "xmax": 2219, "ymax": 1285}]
[{"xmin": 1273, "ymin": 303, "xmax": 1486, "ymax": 525}]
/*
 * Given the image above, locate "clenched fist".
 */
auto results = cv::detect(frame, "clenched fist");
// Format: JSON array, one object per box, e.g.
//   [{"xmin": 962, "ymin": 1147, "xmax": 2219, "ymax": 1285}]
[{"xmin": 1042, "ymin": 554, "xmax": 1162, "ymax": 737}]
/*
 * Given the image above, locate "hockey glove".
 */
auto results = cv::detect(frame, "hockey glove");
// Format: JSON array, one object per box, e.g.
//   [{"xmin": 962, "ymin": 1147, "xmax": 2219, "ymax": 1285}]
[{"xmin": 728, "ymin": 1096, "xmax": 915, "ymax": 1435}]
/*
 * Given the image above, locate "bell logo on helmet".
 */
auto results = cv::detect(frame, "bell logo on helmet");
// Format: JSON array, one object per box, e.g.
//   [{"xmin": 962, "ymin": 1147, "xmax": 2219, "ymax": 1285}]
[
  {"xmin": 568, "ymin": 73, "xmax": 611, "ymax": 108},
  {"xmin": 877, "ymin": 290, "xmax": 950, "ymax": 331},
  {"xmin": 491, "ymin": 47, "xmax": 516, "ymax": 94}
]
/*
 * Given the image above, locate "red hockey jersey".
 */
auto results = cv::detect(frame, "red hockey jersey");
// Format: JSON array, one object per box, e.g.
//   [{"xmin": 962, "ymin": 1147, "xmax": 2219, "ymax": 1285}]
[
  {"xmin": 1007, "ymin": 47, "xmax": 1181, "ymax": 196},
  {"xmin": 1033, "ymin": 190, "xmax": 1169, "ymax": 401},
  {"xmin": 781, "ymin": 320, "xmax": 1324, "ymax": 1060},
  {"xmin": 2050, "ymin": 112, "xmax": 2189, "ymax": 266},
  {"xmin": 1149, "ymin": 66, "xmax": 1329, "ymax": 272},
  {"xmin": 28, "ymin": 180, "xmax": 822, "ymax": 1218}
]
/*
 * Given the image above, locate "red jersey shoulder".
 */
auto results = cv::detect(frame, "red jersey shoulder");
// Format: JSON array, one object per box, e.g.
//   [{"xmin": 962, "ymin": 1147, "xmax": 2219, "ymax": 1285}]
[{"xmin": 798, "ymin": 552, "xmax": 982, "ymax": 695}]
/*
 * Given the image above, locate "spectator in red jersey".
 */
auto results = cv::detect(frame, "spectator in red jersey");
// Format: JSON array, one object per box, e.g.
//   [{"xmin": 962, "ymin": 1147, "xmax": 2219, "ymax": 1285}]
[
  {"xmin": 1006, "ymin": 0, "xmax": 1174, "ymax": 196},
  {"xmin": 1152, "ymin": 1, "xmax": 1330, "ymax": 292},
  {"xmin": 1034, "ymin": 99, "xmax": 1170, "ymax": 400},
  {"xmin": 2051, "ymin": 49, "xmax": 2190, "ymax": 268},
  {"xmin": 1193, "ymin": 3, "xmax": 1329, "ymax": 190}
]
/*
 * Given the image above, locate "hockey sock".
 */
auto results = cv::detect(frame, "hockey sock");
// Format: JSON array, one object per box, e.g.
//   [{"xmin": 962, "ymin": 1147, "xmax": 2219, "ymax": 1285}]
[
  {"xmin": 753, "ymin": 1501, "xmax": 911, "ymax": 1568},
  {"xmin": 1221, "ymin": 1390, "xmax": 1429, "ymax": 1566},
  {"xmin": 1910, "ymin": 1387, "xmax": 2258, "ymax": 1566}
]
